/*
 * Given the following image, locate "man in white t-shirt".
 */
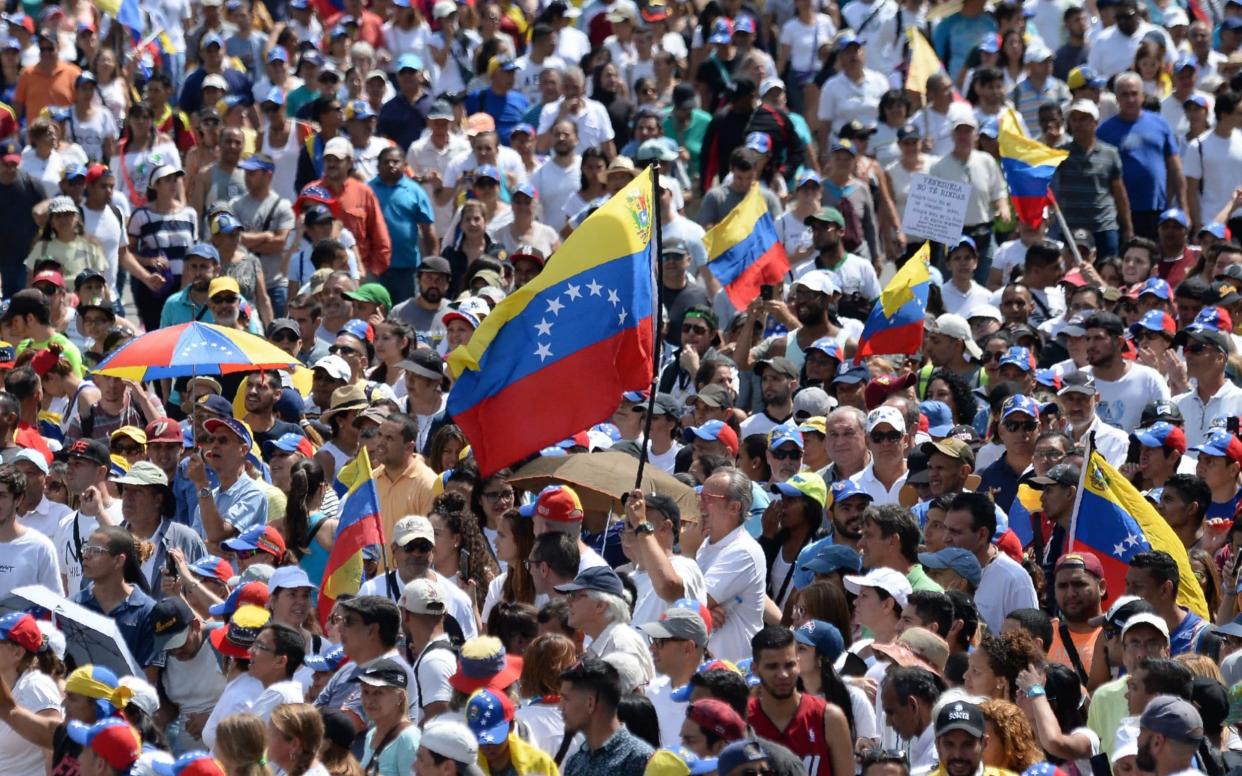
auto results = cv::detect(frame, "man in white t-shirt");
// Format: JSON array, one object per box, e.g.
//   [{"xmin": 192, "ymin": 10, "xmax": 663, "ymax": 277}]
[
  {"xmin": 0, "ymin": 461, "xmax": 61, "ymax": 597},
  {"xmin": 1183, "ymin": 90, "xmax": 1242, "ymax": 231},
  {"xmin": 529, "ymin": 121, "xmax": 582, "ymax": 230},
  {"xmin": 1083, "ymin": 312, "xmax": 1171, "ymax": 432},
  {"xmin": 942, "ymin": 491, "xmax": 1038, "ymax": 633},
  {"xmin": 695, "ymin": 469, "xmax": 767, "ymax": 664},
  {"xmin": 514, "ymin": 23, "xmax": 566, "ymax": 101},
  {"xmin": 637, "ymin": 607, "xmax": 710, "ymax": 750},
  {"xmin": 535, "ymin": 66, "xmax": 616, "ymax": 156},
  {"xmin": 398, "ymin": 578, "xmax": 456, "ymax": 725},
  {"xmin": 247, "ymin": 622, "xmax": 306, "ymax": 721},
  {"xmin": 621, "ymin": 490, "xmax": 707, "ymax": 627},
  {"xmin": 80, "ymin": 164, "xmax": 129, "ymax": 293}
]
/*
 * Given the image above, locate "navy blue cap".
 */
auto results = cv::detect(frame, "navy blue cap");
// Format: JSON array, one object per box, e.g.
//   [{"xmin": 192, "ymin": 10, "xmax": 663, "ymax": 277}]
[
  {"xmin": 793, "ymin": 619, "xmax": 845, "ymax": 663},
  {"xmin": 552, "ymin": 566, "xmax": 624, "ymax": 596}
]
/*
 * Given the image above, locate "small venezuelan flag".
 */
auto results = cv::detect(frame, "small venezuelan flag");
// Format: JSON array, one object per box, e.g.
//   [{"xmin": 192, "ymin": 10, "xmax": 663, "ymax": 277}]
[
  {"xmin": 702, "ymin": 185, "xmax": 790, "ymax": 310},
  {"xmin": 318, "ymin": 446, "xmax": 384, "ymax": 628},
  {"xmin": 998, "ymin": 109, "xmax": 1067, "ymax": 228},
  {"xmin": 855, "ymin": 242, "xmax": 931, "ymax": 358},
  {"xmin": 1069, "ymin": 447, "xmax": 1209, "ymax": 618}
]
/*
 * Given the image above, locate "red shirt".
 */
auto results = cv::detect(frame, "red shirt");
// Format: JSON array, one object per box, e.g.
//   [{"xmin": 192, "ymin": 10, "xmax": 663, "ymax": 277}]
[
  {"xmin": 324, "ymin": 10, "xmax": 386, "ymax": 49},
  {"xmin": 309, "ymin": 176, "xmax": 392, "ymax": 276},
  {"xmin": 1157, "ymin": 246, "xmax": 1199, "ymax": 288},
  {"xmin": 748, "ymin": 693, "xmax": 833, "ymax": 776}
]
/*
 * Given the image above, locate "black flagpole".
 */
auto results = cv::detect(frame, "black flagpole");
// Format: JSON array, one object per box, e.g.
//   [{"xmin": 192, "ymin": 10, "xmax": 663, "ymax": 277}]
[{"xmin": 634, "ymin": 164, "xmax": 665, "ymax": 491}]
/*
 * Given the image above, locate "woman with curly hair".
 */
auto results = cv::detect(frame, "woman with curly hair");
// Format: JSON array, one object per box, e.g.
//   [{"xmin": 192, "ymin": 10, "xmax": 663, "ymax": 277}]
[
  {"xmin": 964, "ymin": 629, "xmax": 1042, "ymax": 700},
  {"xmin": 980, "ymin": 699, "xmax": 1044, "ymax": 773},
  {"xmin": 430, "ymin": 492, "xmax": 499, "ymax": 613},
  {"xmin": 925, "ymin": 369, "xmax": 979, "ymax": 427}
]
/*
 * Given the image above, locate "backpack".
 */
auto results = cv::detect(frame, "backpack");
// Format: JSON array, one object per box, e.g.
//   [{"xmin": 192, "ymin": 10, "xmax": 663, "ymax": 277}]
[
  {"xmin": 411, "ymin": 638, "xmax": 458, "ymax": 713},
  {"xmin": 837, "ymin": 195, "xmax": 864, "ymax": 252}
]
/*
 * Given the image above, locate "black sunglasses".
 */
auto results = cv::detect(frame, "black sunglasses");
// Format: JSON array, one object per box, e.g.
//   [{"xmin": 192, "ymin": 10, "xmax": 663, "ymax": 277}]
[
  {"xmin": 402, "ymin": 539, "xmax": 433, "ymax": 554},
  {"xmin": 1003, "ymin": 419, "xmax": 1039, "ymax": 433},
  {"xmin": 770, "ymin": 448, "xmax": 801, "ymax": 460},
  {"xmin": 329, "ymin": 344, "xmax": 361, "ymax": 357},
  {"xmin": 211, "ymin": 294, "xmax": 239, "ymax": 304},
  {"xmin": 870, "ymin": 430, "xmax": 903, "ymax": 444}
]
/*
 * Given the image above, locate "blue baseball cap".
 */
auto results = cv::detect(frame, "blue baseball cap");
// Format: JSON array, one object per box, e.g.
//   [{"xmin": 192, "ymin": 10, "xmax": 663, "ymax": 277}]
[
  {"xmin": 266, "ymin": 47, "xmax": 288, "ymax": 63},
  {"xmin": 466, "ymin": 688, "xmax": 513, "ymax": 744},
  {"xmin": 835, "ymin": 30, "xmax": 861, "ymax": 50},
  {"xmin": 62, "ymin": 163, "xmax": 87, "ymax": 181},
  {"xmin": 805, "ymin": 337, "xmax": 841, "ymax": 361},
  {"xmin": 1001, "ymin": 394, "xmax": 1040, "ymax": 420},
  {"xmin": 920, "ymin": 400, "xmax": 954, "ymax": 437},
  {"xmin": 768, "ymin": 422, "xmax": 804, "ymax": 451},
  {"xmin": 397, "ymin": 53, "xmax": 424, "ymax": 72},
  {"xmin": 185, "ymin": 243, "xmax": 220, "ymax": 262},
  {"xmin": 793, "ymin": 619, "xmax": 845, "ymax": 663},
  {"xmin": 1131, "ymin": 310, "xmax": 1176, "ymax": 338},
  {"xmin": 953, "ymin": 235, "xmax": 977, "ymax": 253},
  {"xmin": 1201, "ymin": 222, "xmax": 1229, "ymax": 240},
  {"xmin": 304, "ymin": 644, "xmax": 349, "ymax": 672},
  {"xmin": 474, "ymin": 164, "xmax": 501, "ymax": 182},
  {"xmin": 979, "ymin": 33, "xmax": 1001, "ymax": 53},
  {"xmin": 796, "ymin": 170, "xmax": 822, "ymax": 188},
  {"xmin": 1184, "ymin": 94, "xmax": 1209, "ymax": 110},
  {"xmin": 827, "ymin": 479, "xmax": 873, "ymax": 508},
  {"xmin": 339, "ymin": 318, "xmax": 371, "ymax": 342},
  {"xmin": 1131, "ymin": 422, "xmax": 1187, "ymax": 453},
  {"xmin": 347, "ymin": 100, "xmax": 376, "ymax": 121},
  {"xmin": 1174, "ymin": 53, "xmax": 1198, "ymax": 71},
  {"xmin": 1192, "ymin": 428, "xmax": 1242, "ymax": 464},
  {"xmin": 238, "ymin": 155, "xmax": 275, "ymax": 173},
  {"xmin": 154, "ymin": 752, "xmax": 221, "ymax": 776},
  {"xmin": 1160, "ymin": 208, "xmax": 1190, "ymax": 229},
  {"xmin": 201, "ymin": 31, "xmax": 224, "ymax": 48},
  {"xmin": 510, "ymin": 122, "xmax": 536, "ymax": 138},
  {"xmin": 553, "ymin": 565, "xmax": 624, "ymax": 596},
  {"xmin": 1139, "ymin": 278, "xmax": 1172, "ymax": 300},
  {"xmin": 833, "ymin": 361, "xmax": 872, "ymax": 384},
  {"xmin": 707, "ymin": 17, "xmax": 733, "ymax": 44},
  {"xmin": 918, "ymin": 547, "xmax": 983, "ymax": 587},
  {"xmin": 745, "ymin": 131, "xmax": 772, "ymax": 154},
  {"xmin": 979, "ymin": 117, "xmax": 1000, "ymax": 139},
  {"xmin": 210, "ymin": 212, "xmax": 242, "ymax": 234},
  {"xmin": 203, "ymin": 416, "xmax": 252, "ymax": 447},
  {"xmin": 262, "ymin": 86, "xmax": 285, "ymax": 106},
  {"xmin": 682, "ymin": 419, "xmax": 739, "ymax": 454},
  {"xmin": 998, "ymin": 346, "xmax": 1035, "ymax": 373},
  {"xmin": 512, "ymin": 181, "xmax": 537, "ymax": 199},
  {"xmin": 801, "ymin": 542, "xmax": 862, "ymax": 575}
]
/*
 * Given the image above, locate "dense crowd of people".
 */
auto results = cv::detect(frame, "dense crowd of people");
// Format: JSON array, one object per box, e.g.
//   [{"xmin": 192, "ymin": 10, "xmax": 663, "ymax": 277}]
[{"xmin": 3, "ymin": 0, "xmax": 1242, "ymax": 775}]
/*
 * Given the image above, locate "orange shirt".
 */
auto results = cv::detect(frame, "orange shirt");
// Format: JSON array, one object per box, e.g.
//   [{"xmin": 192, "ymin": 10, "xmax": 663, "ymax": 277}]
[
  {"xmin": 1047, "ymin": 619, "xmax": 1099, "ymax": 675},
  {"xmin": 375, "ymin": 454, "xmax": 436, "ymax": 548},
  {"xmin": 314, "ymin": 176, "xmax": 392, "ymax": 276},
  {"xmin": 14, "ymin": 61, "xmax": 81, "ymax": 122}
]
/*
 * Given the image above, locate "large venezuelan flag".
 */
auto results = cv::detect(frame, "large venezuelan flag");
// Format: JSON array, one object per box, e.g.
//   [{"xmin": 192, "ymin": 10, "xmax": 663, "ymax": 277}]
[
  {"xmin": 447, "ymin": 169, "xmax": 657, "ymax": 475},
  {"xmin": 999, "ymin": 110, "xmax": 1067, "ymax": 228},
  {"xmin": 318, "ymin": 446, "xmax": 384, "ymax": 627},
  {"xmin": 703, "ymin": 186, "xmax": 790, "ymax": 310},
  {"xmin": 855, "ymin": 242, "xmax": 931, "ymax": 358},
  {"xmin": 1069, "ymin": 448, "xmax": 1209, "ymax": 618}
]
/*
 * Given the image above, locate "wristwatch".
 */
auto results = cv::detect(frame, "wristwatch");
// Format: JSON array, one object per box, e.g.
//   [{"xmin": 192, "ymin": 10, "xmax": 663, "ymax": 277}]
[
  {"xmin": 634, "ymin": 522, "xmax": 655, "ymax": 536},
  {"xmin": 197, "ymin": 487, "xmax": 213, "ymax": 500}
]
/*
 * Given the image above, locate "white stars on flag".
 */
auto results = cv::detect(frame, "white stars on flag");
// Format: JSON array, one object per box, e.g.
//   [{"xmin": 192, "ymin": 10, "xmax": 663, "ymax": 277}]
[
  {"xmin": 546, "ymin": 296, "xmax": 564, "ymax": 316},
  {"xmin": 530, "ymin": 275, "xmax": 627, "ymax": 367}
]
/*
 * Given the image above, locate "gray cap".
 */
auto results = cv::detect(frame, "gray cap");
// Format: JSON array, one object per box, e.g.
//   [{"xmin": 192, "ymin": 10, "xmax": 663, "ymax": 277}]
[
  {"xmin": 691, "ymin": 384, "xmax": 734, "ymax": 409},
  {"xmin": 756, "ymin": 356, "xmax": 798, "ymax": 379},
  {"xmin": 662, "ymin": 237, "xmax": 690, "ymax": 258},
  {"xmin": 653, "ymin": 392, "xmax": 681, "ymax": 418},
  {"xmin": 638, "ymin": 607, "xmax": 708, "ymax": 648},
  {"xmin": 1057, "ymin": 372, "xmax": 1096, "ymax": 396},
  {"xmin": 793, "ymin": 387, "xmax": 834, "ymax": 421},
  {"xmin": 1140, "ymin": 695, "xmax": 1205, "ymax": 745}
]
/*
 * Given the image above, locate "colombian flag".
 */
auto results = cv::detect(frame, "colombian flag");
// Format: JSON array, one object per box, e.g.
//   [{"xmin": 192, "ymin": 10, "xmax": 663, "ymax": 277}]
[
  {"xmin": 999, "ymin": 110, "xmax": 1067, "ymax": 228},
  {"xmin": 1069, "ymin": 448, "xmax": 1209, "ymax": 618},
  {"xmin": 318, "ymin": 446, "xmax": 384, "ymax": 627},
  {"xmin": 703, "ymin": 185, "xmax": 790, "ymax": 310},
  {"xmin": 855, "ymin": 243, "xmax": 931, "ymax": 357},
  {"xmin": 447, "ymin": 169, "xmax": 658, "ymax": 475}
]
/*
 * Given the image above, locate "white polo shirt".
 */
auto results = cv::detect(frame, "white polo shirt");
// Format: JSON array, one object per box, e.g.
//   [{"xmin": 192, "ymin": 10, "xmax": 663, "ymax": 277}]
[
  {"xmin": 850, "ymin": 464, "xmax": 908, "ymax": 506},
  {"xmin": 1175, "ymin": 380, "xmax": 1242, "ymax": 450}
]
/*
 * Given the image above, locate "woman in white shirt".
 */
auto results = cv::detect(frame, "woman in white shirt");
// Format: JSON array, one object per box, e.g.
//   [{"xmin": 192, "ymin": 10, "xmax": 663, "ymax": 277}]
[
  {"xmin": 777, "ymin": 0, "xmax": 834, "ymax": 113},
  {"xmin": 0, "ymin": 612, "xmax": 62, "ymax": 775}
]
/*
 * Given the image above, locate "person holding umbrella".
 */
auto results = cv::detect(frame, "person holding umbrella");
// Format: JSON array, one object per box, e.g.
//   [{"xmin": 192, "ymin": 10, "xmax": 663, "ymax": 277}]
[{"xmin": 73, "ymin": 526, "xmax": 159, "ymax": 679}]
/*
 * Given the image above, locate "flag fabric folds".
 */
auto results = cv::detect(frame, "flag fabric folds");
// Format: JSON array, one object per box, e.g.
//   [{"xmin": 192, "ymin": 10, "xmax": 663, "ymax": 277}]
[
  {"xmin": 447, "ymin": 169, "xmax": 658, "ymax": 475},
  {"xmin": 318, "ymin": 446, "xmax": 384, "ymax": 627},
  {"xmin": 702, "ymin": 185, "xmax": 790, "ymax": 310},
  {"xmin": 1008, "ymin": 481, "xmax": 1043, "ymax": 548},
  {"xmin": 998, "ymin": 110, "xmax": 1067, "ymax": 228},
  {"xmin": 905, "ymin": 28, "xmax": 942, "ymax": 94},
  {"xmin": 1068, "ymin": 447, "xmax": 1209, "ymax": 619},
  {"xmin": 855, "ymin": 242, "xmax": 931, "ymax": 357},
  {"xmin": 93, "ymin": 0, "xmax": 142, "ymax": 33}
]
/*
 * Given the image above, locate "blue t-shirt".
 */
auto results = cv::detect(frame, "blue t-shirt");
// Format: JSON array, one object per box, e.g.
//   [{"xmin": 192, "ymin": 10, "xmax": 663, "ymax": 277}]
[
  {"xmin": 933, "ymin": 12, "xmax": 998, "ymax": 79},
  {"xmin": 370, "ymin": 175, "xmax": 435, "ymax": 270},
  {"xmin": 465, "ymin": 88, "xmax": 530, "ymax": 144},
  {"xmin": 1207, "ymin": 487, "xmax": 1242, "ymax": 520},
  {"xmin": 1095, "ymin": 111, "xmax": 1179, "ymax": 212}
]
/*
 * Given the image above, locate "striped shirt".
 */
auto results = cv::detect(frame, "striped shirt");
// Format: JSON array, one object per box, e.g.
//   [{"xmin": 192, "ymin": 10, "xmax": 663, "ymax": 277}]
[
  {"xmin": 1050, "ymin": 139, "xmax": 1123, "ymax": 232},
  {"xmin": 126, "ymin": 204, "xmax": 199, "ymax": 277}
]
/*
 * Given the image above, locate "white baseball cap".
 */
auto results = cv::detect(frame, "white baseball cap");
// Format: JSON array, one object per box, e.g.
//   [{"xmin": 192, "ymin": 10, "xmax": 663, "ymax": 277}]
[
  {"xmin": 12, "ymin": 448, "xmax": 48, "ymax": 474},
  {"xmin": 421, "ymin": 719, "xmax": 480, "ymax": 764},
  {"xmin": 1121, "ymin": 612, "xmax": 1170, "ymax": 641},
  {"xmin": 399, "ymin": 578, "xmax": 445, "ymax": 615},
  {"xmin": 323, "ymin": 136, "xmax": 353, "ymax": 160},
  {"xmin": 118, "ymin": 676, "xmax": 160, "ymax": 717},
  {"xmin": 269, "ymin": 565, "xmax": 318, "ymax": 592},
  {"xmin": 866, "ymin": 406, "xmax": 906, "ymax": 434},
  {"xmin": 793, "ymin": 270, "xmax": 839, "ymax": 297},
  {"xmin": 393, "ymin": 515, "xmax": 434, "ymax": 546},
  {"xmin": 929, "ymin": 313, "xmax": 984, "ymax": 359},
  {"xmin": 843, "ymin": 567, "xmax": 912, "ymax": 609},
  {"xmin": 1068, "ymin": 98, "xmax": 1100, "ymax": 121},
  {"xmin": 312, "ymin": 354, "xmax": 351, "ymax": 382},
  {"xmin": 1112, "ymin": 723, "xmax": 1140, "ymax": 764}
]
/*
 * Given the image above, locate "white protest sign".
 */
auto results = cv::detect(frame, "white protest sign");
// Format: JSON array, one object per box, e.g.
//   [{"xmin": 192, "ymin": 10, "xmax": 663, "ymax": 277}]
[{"xmin": 900, "ymin": 173, "xmax": 972, "ymax": 247}]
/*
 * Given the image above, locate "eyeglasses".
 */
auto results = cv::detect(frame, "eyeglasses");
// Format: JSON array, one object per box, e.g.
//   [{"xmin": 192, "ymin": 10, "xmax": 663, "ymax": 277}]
[
  {"xmin": 234, "ymin": 549, "xmax": 260, "ymax": 560},
  {"xmin": 272, "ymin": 331, "xmax": 299, "ymax": 343},
  {"xmin": 402, "ymin": 540, "xmax": 434, "ymax": 554},
  {"xmin": 330, "ymin": 344, "xmax": 361, "ymax": 357},
  {"xmin": 682, "ymin": 323, "xmax": 709, "ymax": 334},
  {"xmin": 249, "ymin": 640, "xmax": 276, "ymax": 654},
  {"xmin": 113, "ymin": 442, "xmax": 143, "ymax": 456},
  {"xmin": 481, "ymin": 489, "xmax": 514, "ymax": 502},
  {"xmin": 523, "ymin": 558, "xmax": 543, "ymax": 571},
  {"xmin": 870, "ymin": 430, "xmax": 903, "ymax": 444},
  {"xmin": 80, "ymin": 544, "xmax": 112, "ymax": 557},
  {"xmin": 1033, "ymin": 448, "xmax": 1065, "ymax": 460},
  {"xmin": 770, "ymin": 448, "xmax": 802, "ymax": 460},
  {"xmin": 1003, "ymin": 420, "xmax": 1039, "ymax": 433},
  {"xmin": 697, "ymin": 491, "xmax": 728, "ymax": 504},
  {"xmin": 1185, "ymin": 342, "xmax": 1216, "ymax": 355},
  {"xmin": 211, "ymin": 294, "xmax": 239, "ymax": 305}
]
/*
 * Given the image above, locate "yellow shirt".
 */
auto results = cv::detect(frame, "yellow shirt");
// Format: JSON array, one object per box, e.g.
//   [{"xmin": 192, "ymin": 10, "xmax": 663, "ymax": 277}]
[
  {"xmin": 477, "ymin": 733, "xmax": 559, "ymax": 776},
  {"xmin": 375, "ymin": 454, "xmax": 436, "ymax": 544}
]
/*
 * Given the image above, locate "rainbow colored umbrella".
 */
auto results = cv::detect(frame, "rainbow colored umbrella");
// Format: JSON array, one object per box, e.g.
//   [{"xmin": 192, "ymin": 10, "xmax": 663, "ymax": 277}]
[{"xmin": 92, "ymin": 322, "xmax": 299, "ymax": 381}]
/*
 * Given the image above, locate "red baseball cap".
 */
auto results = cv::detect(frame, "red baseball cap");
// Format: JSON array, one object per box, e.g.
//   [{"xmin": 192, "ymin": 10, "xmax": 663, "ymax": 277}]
[
  {"xmin": 145, "ymin": 418, "xmax": 183, "ymax": 445},
  {"xmin": 85, "ymin": 163, "xmax": 111, "ymax": 186},
  {"xmin": 67, "ymin": 719, "xmax": 142, "ymax": 771},
  {"xmin": 534, "ymin": 485, "xmax": 584, "ymax": 523},
  {"xmin": 32, "ymin": 270, "xmax": 64, "ymax": 289},
  {"xmin": 687, "ymin": 699, "xmax": 746, "ymax": 740},
  {"xmin": 1054, "ymin": 551, "xmax": 1104, "ymax": 579},
  {"xmin": 0, "ymin": 612, "xmax": 42, "ymax": 652},
  {"xmin": 864, "ymin": 371, "xmax": 917, "ymax": 411}
]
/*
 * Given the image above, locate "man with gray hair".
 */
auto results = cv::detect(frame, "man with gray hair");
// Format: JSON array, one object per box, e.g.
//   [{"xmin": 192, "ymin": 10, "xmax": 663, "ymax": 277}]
[
  {"xmin": 534, "ymin": 66, "xmax": 616, "ymax": 156},
  {"xmin": 823, "ymin": 406, "xmax": 870, "ymax": 483},
  {"xmin": 696, "ymin": 468, "xmax": 767, "ymax": 663},
  {"xmin": 1136, "ymin": 695, "xmax": 1205, "ymax": 776},
  {"xmin": 556, "ymin": 565, "xmax": 655, "ymax": 683},
  {"xmin": 1097, "ymin": 71, "xmax": 1187, "ymax": 240}
]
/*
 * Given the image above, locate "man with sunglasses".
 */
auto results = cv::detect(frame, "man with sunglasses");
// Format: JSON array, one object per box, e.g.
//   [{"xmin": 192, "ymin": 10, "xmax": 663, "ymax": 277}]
[
  {"xmin": 659, "ymin": 305, "xmax": 723, "ymax": 406},
  {"xmin": 205, "ymin": 276, "xmax": 247, "ymax": 334},
  {"xmin": 359, "ymin": 515, "xmax": 477, "ymax": 642},
  {"xmin": 851, "ymin": 407, "xmax": 909, "ymax": 504},
  {"xmin": 13, "ymin": 32, "xmax": 78, "ymax": 125},
  {"xmin": 977, "ymin": 395, "xmax": 1041, "ymax": 513},
  {"xmin": 1172, "ymin": 322, "xmax": 1242, "ymax": 449},
  {"xmin": 1057, "ymin": 372, "xmax": 1130, "ymax": 465},
  {"xmin": 188, "ymin": 415, "xmax": 268, "ymax": 548}
]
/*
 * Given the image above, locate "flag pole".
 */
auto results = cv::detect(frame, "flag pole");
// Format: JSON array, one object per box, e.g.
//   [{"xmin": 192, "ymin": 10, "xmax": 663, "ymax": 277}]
[
  {"xmin": 1066, "ymin": 431, "xmax": 1095, "ymax": 555},
  {"xmin": 634, "ymin": 164, "xmax": 665, "ymax": 491},
  {"xmin": 1048, "ymin": 192, "xmax": 1084, "ymax": 268}
]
